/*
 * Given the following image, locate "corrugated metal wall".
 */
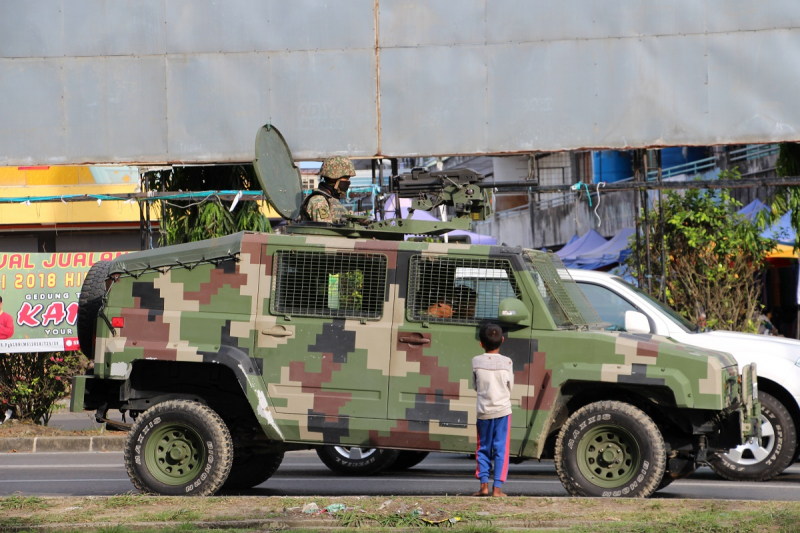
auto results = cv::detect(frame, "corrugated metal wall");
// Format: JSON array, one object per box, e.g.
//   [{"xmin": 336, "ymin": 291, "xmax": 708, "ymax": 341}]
[{"xmin": 1, "ymin": 0, "xmax": 799, "ymax": 165}]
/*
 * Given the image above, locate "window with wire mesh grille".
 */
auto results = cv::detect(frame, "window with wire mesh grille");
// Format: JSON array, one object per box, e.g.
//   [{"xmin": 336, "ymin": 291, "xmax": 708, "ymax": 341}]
[
  {"xmin": 525, "ymin": 251, "xmax": 601, "ymax": 327},
  {"xmin": 407, "ymin": 256, "xmax": 521, "ymax": 325},
  {"xmin": 271, "ymin": 251, "xmax": 387, "ymax": 319}
]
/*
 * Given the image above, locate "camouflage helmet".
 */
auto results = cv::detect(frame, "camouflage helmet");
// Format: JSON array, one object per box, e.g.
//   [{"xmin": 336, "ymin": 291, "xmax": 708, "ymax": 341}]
[{"xmin": 319, "ymin": 156, "xmax": 356, "ymax": 181}]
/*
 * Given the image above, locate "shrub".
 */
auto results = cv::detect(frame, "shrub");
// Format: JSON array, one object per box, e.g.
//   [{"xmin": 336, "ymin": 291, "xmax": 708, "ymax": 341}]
[
  {"xmin": 0, "ymin": 351, "xmax": 88, "ymax": 425},
  {"xmin": 628, "ymin": 169, "xmax": 775, "ymax": 332}
]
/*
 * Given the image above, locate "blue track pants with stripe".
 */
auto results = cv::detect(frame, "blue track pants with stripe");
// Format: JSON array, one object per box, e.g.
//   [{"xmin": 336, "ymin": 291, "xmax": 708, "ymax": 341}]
[{"xmin": 475, "ymin": 414, "xmax": 511, "ymax": 488}]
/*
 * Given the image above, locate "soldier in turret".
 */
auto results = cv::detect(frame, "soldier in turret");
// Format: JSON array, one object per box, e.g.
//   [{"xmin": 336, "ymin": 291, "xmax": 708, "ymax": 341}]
[{"xmin": 301, "ymin": 156, "xmax": 355, "ymax": 223}]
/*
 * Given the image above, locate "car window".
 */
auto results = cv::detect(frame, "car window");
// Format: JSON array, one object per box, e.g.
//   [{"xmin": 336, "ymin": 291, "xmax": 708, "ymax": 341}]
[
  {"xmin": 407, "ymin": 257, "xmax": 520, "ymax": 325},
  {"xmin": 271, "ymin": 251, "xmax": 387, "ymax": 319},
  {"xmin": 577, "ymin": 282, "xmax": 638, "ymax": 331}
]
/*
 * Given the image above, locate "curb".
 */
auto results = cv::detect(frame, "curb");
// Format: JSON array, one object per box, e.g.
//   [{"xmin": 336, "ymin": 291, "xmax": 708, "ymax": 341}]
[{"xmin": 0, "ymin": 435, "xmax": 126, "ymax": 453}]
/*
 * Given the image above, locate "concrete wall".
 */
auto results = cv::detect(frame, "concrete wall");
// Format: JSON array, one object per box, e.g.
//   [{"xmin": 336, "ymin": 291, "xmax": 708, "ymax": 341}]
[{"xmin": 476, "ymin": 191, "xmax": 636, "ymax": 249}]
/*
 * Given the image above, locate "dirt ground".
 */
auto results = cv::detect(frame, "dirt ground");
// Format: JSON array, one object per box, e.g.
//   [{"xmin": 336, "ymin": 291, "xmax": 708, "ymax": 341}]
[
  {"xmin": 2, "ymin": 494, "xmax": 800, "ymax": 532},
  {"xmin": 0, "ymin": 420, "xmax": 103, "ymax": 438}
]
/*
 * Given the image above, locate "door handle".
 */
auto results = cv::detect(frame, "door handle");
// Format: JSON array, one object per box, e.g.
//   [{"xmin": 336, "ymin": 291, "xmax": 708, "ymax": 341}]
[
  {"xmin": 262, "ymin": 326, "xmax": 293, "ymax": 337},
  {"xmin": 399, "ymin": 336, "xmax": 430, "ymax": 345}
]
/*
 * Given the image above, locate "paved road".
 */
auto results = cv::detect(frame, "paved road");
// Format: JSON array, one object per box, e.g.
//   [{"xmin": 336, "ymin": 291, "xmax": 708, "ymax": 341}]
[{"xmin": 3, "ymin": 451, "xmax": 800, "ymax": 500}]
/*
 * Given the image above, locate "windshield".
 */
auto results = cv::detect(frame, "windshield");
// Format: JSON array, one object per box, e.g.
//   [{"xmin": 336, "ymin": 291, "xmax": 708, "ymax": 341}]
[
  {"xmin": 616, "ymin": 277, "xmax": 697, "ymax": 333},
  {"xmin": 525, "ymin": 251, "xmax": 601, "ymax": 327}
]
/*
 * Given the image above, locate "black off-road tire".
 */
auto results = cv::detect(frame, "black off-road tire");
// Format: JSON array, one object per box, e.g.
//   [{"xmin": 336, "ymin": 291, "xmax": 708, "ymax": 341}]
[
  {"xmin": 389, "ymin": 451, "xmax": 430, "ymax": 471},
  {"xmin": 77, "ymin": 260, "xmax": 112, "ymax": 359},
  {"xmin": 555, "ymin": 401, "xmax": 666, "ymax": 498},
  {"xmin": 124, "ymin": 400, "xmax": 233, "ymax": 496},
  {"xmin": 222, "ymin": 451, "xmax": 284, "ymax": 489},
  {"xmin": 710, "ymin": 391, "xmax": 796, "ymax": 482},
  {"xmin": 316, "ymin": 446, "xmax": 400, "ymax": 476}
]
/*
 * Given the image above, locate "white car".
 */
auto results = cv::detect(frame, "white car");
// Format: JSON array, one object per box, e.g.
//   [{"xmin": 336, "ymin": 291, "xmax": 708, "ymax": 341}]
[{"xmin": 571, "ymin": 268, "xmax": 799, "ymax": 482}]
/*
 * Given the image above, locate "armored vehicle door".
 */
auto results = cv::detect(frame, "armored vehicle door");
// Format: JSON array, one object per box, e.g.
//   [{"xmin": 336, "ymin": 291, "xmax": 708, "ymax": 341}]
[
  {"xmin": 255, "ymin": 242, "xmax": 393, "ymax": 435},
  {"xmin": 384, "ymin": 249, "xmax": 534, "ymax": 453}
]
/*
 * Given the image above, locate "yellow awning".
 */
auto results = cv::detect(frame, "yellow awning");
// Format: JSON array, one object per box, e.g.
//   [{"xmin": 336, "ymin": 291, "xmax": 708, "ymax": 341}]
[{"xmin": 767, "ymin": 244, "xmax": 798, "ymax": 259}]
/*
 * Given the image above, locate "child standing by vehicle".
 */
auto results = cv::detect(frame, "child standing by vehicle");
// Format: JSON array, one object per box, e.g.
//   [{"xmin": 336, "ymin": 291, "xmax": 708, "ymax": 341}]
[{"xmin": 472, "ymin": 323, "xmax": 514, "ymax": 497}]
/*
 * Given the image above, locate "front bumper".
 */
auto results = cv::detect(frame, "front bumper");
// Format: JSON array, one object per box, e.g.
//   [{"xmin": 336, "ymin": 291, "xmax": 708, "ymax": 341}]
[{"xmin": 739, "ymin": 363, "xmax": 761, "ymax": 444}]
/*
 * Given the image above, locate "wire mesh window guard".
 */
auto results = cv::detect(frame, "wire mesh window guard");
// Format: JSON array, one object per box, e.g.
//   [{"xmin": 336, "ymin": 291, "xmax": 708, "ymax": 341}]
[
  {"xmin": 271, "ymin": 251, "xmax": 387, "ymax": 319},
  {"xmin": 525, "ymin": 252, "xmax": 601, "ymax": 327},
  {"xmin": 408, "ymin": 256, "xmax": 521, "ymax": 325}
]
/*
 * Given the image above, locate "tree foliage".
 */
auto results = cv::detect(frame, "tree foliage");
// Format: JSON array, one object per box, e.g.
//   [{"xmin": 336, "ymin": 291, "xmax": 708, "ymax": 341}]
[
  {"xmin": 149, "ymin": 165, "xmax": 271, "ymax": 246},
  {"xmin": 767, "ymin": 143, "xmax": 800, "ymax": 251},
  {"xmin": 0, "ymin": 352, "xmax": 88, "ymax": 424},
  {"xmin": 628, "ymin": 170, "xmax": 775, "ymax": 332}
]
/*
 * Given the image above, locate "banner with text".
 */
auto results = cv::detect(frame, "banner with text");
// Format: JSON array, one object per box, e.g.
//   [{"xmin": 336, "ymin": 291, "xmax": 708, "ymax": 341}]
[{"xmin": 0, "ymin": 252, "xmax": 127, "ymax": 353}]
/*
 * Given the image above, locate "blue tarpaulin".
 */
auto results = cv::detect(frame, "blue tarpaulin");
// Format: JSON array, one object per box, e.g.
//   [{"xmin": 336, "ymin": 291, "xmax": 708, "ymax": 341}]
[
  {"xmin": 573, "ymin": 228, "xmax": 635, "ymax": 270},
  {"xmin": 738, "ymin": 199, "xmax": 768, "ymax": 221},
  {"xmin": 760, "ymin": 210, "xmax": 795, "ymax": 245},
  {"xmin": 557, "ymin": 230, "xmax": 608, "ymax": 267}
]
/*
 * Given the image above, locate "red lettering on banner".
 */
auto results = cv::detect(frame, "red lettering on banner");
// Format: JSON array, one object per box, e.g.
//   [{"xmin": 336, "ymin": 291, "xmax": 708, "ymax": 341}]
[
  {"xmin": 24, "ymin": 255, "xmax": 34, "ymax": 269},
  {"xmin": 42, "ymin": 254, "xmax": 57, "ymax": 269},
  {"xmin": 74, "ymin": 253, "xmax": 90, "ymax": 268},
  {"xmin": 66, "ymin": 302, "xmax": 79, "ymax": 325},
  {"xmin": 41, "ymin": 302, "xmax": 66, "ymax": 326},
  {"xmin": 17, "ymin": 302, "xmax": 43, "ymax": 327},
  {"xmin": 58, "ymin": 254, "xmax": 71, "ymax": 268},
  {"xmin": 0, "ymin": 256, "xmax": 7, "ymax": 270},
  {"xmin": 99, "ymin": 252, "xmax": 114, "ymax": 262}
]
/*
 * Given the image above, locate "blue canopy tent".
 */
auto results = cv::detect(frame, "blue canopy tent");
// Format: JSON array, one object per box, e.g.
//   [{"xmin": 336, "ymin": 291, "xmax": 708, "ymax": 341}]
[
  {"xmin": 760, "ymin": 210, "xmax": 796, "ymax": 246},
  {"xmin": 573, "ymin": 228, "xmax": 635, "ymax": 270},
  {"xmin": 738, "ymin": 199, "xmax": 768, "ymax": 221},
  {"xmin": 557, "ymin": 230, "xmax": 608, "ymax": 268}
]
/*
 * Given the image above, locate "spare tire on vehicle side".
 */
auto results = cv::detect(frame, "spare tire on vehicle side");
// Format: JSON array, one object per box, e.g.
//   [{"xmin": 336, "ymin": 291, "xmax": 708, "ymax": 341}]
[{"xmin": 77, "ymin": 260, "xmax": 112, "ymax": 359}]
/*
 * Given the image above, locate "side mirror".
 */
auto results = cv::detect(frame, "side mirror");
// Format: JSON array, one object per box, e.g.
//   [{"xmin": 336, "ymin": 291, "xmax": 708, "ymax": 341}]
[
  {"xmin": 498, "ymin": 298, "xmax": 530, "ymax": 325},
  {"xmin": 624, "ymin": 311, "xmax": 651, "ymax": 334}
]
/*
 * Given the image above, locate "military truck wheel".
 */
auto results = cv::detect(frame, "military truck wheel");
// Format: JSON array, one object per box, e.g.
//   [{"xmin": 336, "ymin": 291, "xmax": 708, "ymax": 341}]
[
  {"xmin": 222, "ymin": 451, "xmax": 284, "ymax": 489},
  {"xmin": 124, "ymin": 400, "xmax": 233, "ymax": 496},
  {"xmin": 389, "ymin": 451, "xmax": 430, "ymax": 471},
  {"xmin": 710, "ymin": 391, "xmax": 796, "ymax": 482},
  {"xmin": 77, "ymin": 260, "xmax": 111, "ymax": 359},
  {"xmin": 555, "ymin": 401, "xmax": 666, "ymax": 498},
  {"xmin": 316, "ymin": 446, "xmax": 400, "ymax": 475}
]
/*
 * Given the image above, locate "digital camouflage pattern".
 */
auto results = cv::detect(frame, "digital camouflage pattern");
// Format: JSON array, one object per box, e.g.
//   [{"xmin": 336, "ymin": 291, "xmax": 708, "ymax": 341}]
[
  {"xmin": 319, "ymin": 156, "xmax": 355, "ymax": 180},
  {"xmin": 78, "ymin": 231, "xmax": 758, "ymax": 460},
  {"xmin": 303, "ymin": 191, "xmax": 349, "ymax": 223}
]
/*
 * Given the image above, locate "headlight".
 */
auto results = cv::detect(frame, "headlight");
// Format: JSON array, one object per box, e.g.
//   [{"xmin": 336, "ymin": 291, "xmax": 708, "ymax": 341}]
[{"xmin": 795, "ymin": 357, "xmax": 800, "ymax": 368}]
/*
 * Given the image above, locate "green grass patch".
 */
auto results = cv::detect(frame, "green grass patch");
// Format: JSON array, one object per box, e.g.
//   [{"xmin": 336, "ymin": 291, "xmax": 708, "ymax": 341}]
[{"xmin": 0, "ymin": 494, "xmax": 51, "ymax": 511}]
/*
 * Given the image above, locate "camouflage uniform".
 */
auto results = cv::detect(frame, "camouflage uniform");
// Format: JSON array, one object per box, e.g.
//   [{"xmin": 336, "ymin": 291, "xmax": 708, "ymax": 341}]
[
  {"xmin": 303, "ymin": 191, "xmax": 349, "ymax": 223},
  {"xmin": 302, "ymin": 156, "xmax": 355, "ymax": 223}
]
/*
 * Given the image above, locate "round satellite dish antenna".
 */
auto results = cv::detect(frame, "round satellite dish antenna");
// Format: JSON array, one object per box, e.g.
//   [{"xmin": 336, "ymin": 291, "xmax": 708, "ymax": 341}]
[{"xmin": 253, "ymin": 124, "xmax": 304, "ymax": 220}]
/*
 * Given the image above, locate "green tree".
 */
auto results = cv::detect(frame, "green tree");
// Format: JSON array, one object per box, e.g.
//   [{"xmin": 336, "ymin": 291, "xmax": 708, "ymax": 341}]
[
  {"xmin": 628, "ymin": 169, "xmax": 775, "ymax": 331},
  {"xmin": 766, "ymin": 143, "xmax": 800, "ymax": 251},
  {"xmin": 148, "ymin": 165, "xmax": 271, "ymax": 245}
]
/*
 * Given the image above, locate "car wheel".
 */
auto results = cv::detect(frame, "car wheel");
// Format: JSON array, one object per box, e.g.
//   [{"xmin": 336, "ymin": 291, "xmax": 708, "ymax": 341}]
[
  {"xmin": 555, "ymin": 400, "xmax": 666, "ymax": 498},
  {"xmin": 77, "ymin": 260, "xmax": 111, "ymax": 359},
  {"xmin": 316, "ymin": 446, "xmax": 400, "ymax": 475},
  {"xmin": 124, "ymin": 400, "xmax": 233, "ymax": 496},
  {"xmin": 389, "ymin": 451, "xmax": 430, "ymax": 471},
  {"xmin": 710, "ymin": 391, "xmax": 796, "ymax": 481},
  {"xmin": 222, "ymin": 450, "xmax": 284, "ymax": 489}
]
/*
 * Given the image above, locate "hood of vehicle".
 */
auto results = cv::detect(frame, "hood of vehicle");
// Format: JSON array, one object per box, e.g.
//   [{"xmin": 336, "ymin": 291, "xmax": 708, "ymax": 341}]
[
  {"xmin": 686, "ymin": 330, "xmax": 800, "ymax": 365},
  {"xmin": 590, "ymin": 330, "xmax": 738, "ymax": 368}
]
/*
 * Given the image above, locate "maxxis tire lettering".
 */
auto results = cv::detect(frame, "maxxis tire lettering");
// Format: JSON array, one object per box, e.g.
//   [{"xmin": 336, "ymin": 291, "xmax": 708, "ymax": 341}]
[
  {"xmin": 124, "ymin": 400, "xmax": 232, "ymax": 496},
  {"xmin": 554, "ymin": 400, "xmax": 667, "ymax": 498}
]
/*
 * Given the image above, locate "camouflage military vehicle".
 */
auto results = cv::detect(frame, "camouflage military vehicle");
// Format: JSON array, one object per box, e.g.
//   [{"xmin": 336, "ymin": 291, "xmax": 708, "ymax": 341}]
[{"xmin": 72, "ymin": 125, "xmax": 760, "ymax": 498}]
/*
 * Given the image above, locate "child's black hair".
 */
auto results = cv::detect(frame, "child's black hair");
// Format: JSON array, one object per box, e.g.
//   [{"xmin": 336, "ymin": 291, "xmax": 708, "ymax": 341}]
[{"xmin": 479, "ymin": 323, "xmax": 504, "ymax": 351}]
